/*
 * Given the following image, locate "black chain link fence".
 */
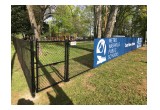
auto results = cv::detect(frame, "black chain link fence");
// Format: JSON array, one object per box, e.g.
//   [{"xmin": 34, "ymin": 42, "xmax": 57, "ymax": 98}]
[
  {"xmin": 68, "ymin": 40, "xmax": 94, "ymax": 79},
  {"xmin": 12, "ymin": 37, "xmax": 35, "ymax": 96},
  {"xmin": 13, "ymin": 37, "xmax": 94, "ymax": 95}
]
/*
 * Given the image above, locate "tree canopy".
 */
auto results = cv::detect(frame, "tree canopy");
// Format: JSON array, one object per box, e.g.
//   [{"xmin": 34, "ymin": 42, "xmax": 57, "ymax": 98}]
[
  {"xmin": 11, "ymin": 5, "xmax": 147, "ymax": 40},
  {"xmin": 11, "ymin": 5, "xmax": 32, "ymax": 35},
  {"xmin": 47, "ymin": 5, "xmax": 94, "ymax": 37},
  {"xmin": 113, "ymin": 5, "xmax": 147, "ymax": 38}
]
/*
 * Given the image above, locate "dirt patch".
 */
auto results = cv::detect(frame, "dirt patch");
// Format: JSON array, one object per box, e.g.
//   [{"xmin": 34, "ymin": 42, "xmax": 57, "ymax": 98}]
[
  {"xmin": 12, "ymin": 90, "xmax": 36, "ymax": 105},
  {"xmin": 58, "ymin": 82, "xmax": 65, "ymax": 87},
  {"xmin": 137, "ymin": 79, "xmax": 147, "ymax": 97},
  {"xmin": 85, "ymin": 73, "xmax": 94, "ymax": 78},
  {"xmin": 139, "ymin": 46, "xmax": 147, "ymax": 51},
  {"xmin": 83, "ymin": 73, "xmax": 96, "ymax": 91},
  {"xmin": 11, "ymin": 92, "xmax": 20, "ymax": 105}
]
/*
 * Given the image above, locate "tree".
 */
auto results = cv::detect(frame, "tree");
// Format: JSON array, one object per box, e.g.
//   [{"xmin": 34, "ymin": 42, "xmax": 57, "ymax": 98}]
[
  {"xmin": 113, "ymin": 5, "xmax": 136, "ymax": 36},
  {"xmin": 49, "ymin": 5, "xmax": 94, "ymax": 38},
  {"xmin": 82, "ymin": 5, "xmax": 94, "ymax": 37},
  {"xmin": 97, "ymin": 5, "xmax": 102, "ymax": 38},
  {"xmin": 94, "ymin": 5, "xmax": 119, "ymax": 38},
  {"xmin": 26, "ymin": 5, "xmax": 52, "ymax": 55},
  {"xmin": 26, "ymin": 5, "xmax": 50, "ymax": 40},
  {"xmin": 105, "ymin": 5, "xmax": 119, "ymax": 37},
  {"xmin": 102, "ymin": 5, "xmax": 109, "ymax": 37},
  {"xmin": 94, "ymin": 5, "xmax": 102, "ymax": 38},
  {"xmin": 11, "ymin": 5, "xmax": 50, "ymax": 39},
  {"xmin": 50, "ymin": 5, "xmax": 73, "ymax": 36},
  {"xmin": 26, "ymin": 5, "xmax": 40, "ymax": 40},
  {"xmin": 11, "ymin": 5, "xmax": 33, "ymax": 36},
  {"xmin": 79, "ymin": 5, "xmax": 94, "ymax": 37},
  {"xmin": 32, "ymin": 5, "xmax": 50, "ymax": 36},
  {"xmin": 132, "ymin": 5, "xmax": 147, "ymax": 39},
  {"xmin": 112, "ymin": 5, "xmax": 147, "ymax": 40}
]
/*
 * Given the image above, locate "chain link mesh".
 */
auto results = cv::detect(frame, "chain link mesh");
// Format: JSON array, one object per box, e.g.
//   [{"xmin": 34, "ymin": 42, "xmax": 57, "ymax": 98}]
[
  {"xmin": 12, "ymin": 37, "xmax": 33, "ymax": 93},
  {"xmin": 68, "ymin": 41, "xmax": 94, "ymax": 78},
  {"xmin": 37, "ymin": 41, "xmax": 65, "ymax": 90}
]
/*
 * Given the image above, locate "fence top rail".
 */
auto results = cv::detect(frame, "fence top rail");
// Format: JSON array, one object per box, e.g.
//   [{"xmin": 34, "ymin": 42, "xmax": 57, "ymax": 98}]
[
  {"xmin": 71, "ymin": 39, "xmax": 94, "ymax": 42},
  {"xmin": 37, "ymin": 40, "xmax": 66, "ymax": 43},
  {"xmin": 93, "ymin": 37, "xmax": 142, "ymax": 39}
]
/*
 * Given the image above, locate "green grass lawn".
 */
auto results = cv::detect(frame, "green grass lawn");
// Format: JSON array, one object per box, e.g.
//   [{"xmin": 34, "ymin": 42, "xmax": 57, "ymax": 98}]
[{"xmin": 11, "ymin": 41, "xmax": 147, "ymax": 105}]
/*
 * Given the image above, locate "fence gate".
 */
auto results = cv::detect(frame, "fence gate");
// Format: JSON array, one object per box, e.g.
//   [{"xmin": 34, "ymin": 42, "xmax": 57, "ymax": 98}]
[{"xmin": 35, "ymin": 40, "xmax": 69, "ymax": 92}]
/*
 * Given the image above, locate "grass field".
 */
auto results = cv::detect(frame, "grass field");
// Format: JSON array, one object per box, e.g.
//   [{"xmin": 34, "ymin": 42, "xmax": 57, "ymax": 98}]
[{"xmin": 11, "ymin": 41, "xmax": 147, "ymax": 105}]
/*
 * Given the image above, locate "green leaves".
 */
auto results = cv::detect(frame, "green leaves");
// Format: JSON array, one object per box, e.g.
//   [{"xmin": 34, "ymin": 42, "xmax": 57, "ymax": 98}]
[
  {"xmin": 49, "ymin": 5, "xmax": 93, "ymax": 37},
  {"xmin": 113, "ymin": 5, "xmax": 147, "ymax": 38},
  {"xmin": 11, "ymin": 5, "xmax": 32, "ymax": 35}
]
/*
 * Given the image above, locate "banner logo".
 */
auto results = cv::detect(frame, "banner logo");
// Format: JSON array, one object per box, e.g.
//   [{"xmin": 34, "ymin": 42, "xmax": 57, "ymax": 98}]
[{"xmin": 96, "ymin": 39, "xmax": 106, "ymax": 65}]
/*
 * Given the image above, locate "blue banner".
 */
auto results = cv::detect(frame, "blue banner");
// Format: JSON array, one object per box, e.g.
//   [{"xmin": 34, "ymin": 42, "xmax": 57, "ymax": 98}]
[{"xmin": 93, "ymin": 37, "xmax": 143, "ymax": 68}]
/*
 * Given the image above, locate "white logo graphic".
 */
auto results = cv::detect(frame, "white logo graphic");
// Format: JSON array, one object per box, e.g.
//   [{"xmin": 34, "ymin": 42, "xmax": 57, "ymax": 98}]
[
  {"xmin": 96, "ymin": 39, "xmax": 107, "ymax": 65},
  {"xmin": 137, "ymin": 38, "xmax": 142, "ymax": 48}
]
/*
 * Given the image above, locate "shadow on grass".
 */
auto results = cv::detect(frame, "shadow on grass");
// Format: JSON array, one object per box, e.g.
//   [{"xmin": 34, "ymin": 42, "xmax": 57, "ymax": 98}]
[
  {"xmin": 68, "ymin": 52, "xmax": 94, "ymax": 79},
  {"xmin": 17, "ymin": 98, "xmax": 34, "ymax": 105},
  {"xmin": 73, "ymin": 52, "xmax": 93, "ymax": 69},
  {"xmin": 37, "ymin": 61, "xmax": 65, "ymax": 91},
  {"xmin": 16, "ymin": 53, "xmax": 33, "ymax": 96},
  {"xmin": 36, "ymin": 52, "xmax": 94, "ymax": 104},
  {"xmin": 11, "ymin": 52, "xmax": 16, "ymax": 80},
  {"xmin": 140, "ymin": 61, "xmax": 147, "ymax": 63},
  {"xmin": 38, "ymin": 61, "xmax": 73, "ymax": 105},
  {"xmin": 68, "ymin": 41, "xmax": 94, "ymax": 79}
]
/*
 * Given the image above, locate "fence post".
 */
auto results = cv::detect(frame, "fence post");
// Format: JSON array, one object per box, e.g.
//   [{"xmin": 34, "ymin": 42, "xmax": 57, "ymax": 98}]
[
  {"xmin": 35, "ymin": 39, "xmax": 39, "ymax": 92},
  {"xmin": 64, "ymin": 40, "xmax": 69, "ymax": 82},
  {"xmin": 30, "ymin": 38, "xmax": 35, "ymax": 97}
]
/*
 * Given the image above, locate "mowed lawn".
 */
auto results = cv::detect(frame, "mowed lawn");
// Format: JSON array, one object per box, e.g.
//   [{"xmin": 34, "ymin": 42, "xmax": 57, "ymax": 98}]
[{"xmin": 11, "ymin": 42, "xmax": 147, "ymax": 105}]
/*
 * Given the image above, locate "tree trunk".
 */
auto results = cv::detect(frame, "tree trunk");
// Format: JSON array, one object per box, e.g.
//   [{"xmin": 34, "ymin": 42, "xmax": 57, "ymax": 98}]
[
  {"xmin": 104, "ymin": 6, "xmax": 109, "ymax": 30},
  {"xmin": 38, "ymin": 5, "xmax": 50, "ymax": 35},
  {"xmin": 26, "ymin": 5, "xmax": 42, "ymax": 55},
  {"xmin": 102, "ymin": 5, "xmax": 109, "ymax": 37},
  {"xmin": 94, "ymin": 6, "xmax": 97, "ymax": 38},
  {"xmin": 94, "ymin": 5, "xmax": 102, "ymax": 38},
  {"xmin": 38, "ymin": 24, "xmax": 41, "ymax": 35},
  {"xmin": 105, "ymin": 6, "xmax": 119, "ymax": 38},
  {"xmin": 26, "ymin": 5, "xmax": 40, "ymax": 40},
  {"xmin": 97, "ymin": 5, "xmax": 102, "ymax": 38}
]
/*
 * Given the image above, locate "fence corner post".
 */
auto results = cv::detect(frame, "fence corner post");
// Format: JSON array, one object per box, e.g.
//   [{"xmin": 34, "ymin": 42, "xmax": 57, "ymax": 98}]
[
  {"xmin": 64, "ymin": 39, "xmax": 69, "ymax": 82},
  {"xmin": 30, "ymin": 38, "xmax": 35, "ymax": 97},
  {"xmin": 35, "ymin": 38, "xmax": 39, "ymax": 93}
]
